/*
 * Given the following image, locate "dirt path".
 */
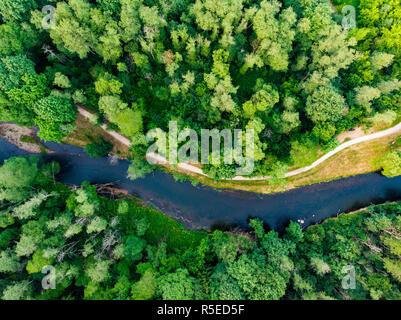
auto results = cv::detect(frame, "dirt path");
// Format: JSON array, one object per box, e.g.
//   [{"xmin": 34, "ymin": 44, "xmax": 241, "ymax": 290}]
[{"xmin": 77, "ymin": 107, "xmax": 401, "ymax": 181}]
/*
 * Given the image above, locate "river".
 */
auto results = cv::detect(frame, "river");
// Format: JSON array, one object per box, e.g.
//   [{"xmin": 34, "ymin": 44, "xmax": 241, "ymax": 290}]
[{"xmin": 1, "ymin": 137, "xmax": 401, "ymax": 232}]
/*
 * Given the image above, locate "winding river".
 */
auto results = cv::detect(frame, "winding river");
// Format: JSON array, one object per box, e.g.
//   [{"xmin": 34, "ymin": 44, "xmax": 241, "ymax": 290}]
[{"xmin": 1, "ymin": 137, "xmax": 401, "ymax": 232}]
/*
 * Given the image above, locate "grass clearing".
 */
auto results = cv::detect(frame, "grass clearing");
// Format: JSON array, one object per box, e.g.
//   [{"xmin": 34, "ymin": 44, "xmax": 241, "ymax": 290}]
[{"xmin": 64, "ymin": 114, "xmax": 132, "ymax": 158}]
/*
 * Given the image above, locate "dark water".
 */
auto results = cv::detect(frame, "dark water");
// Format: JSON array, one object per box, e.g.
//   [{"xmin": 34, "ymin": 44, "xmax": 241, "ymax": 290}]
[{"xmin": 1, "ymin": 137, "xmax": 401, "ymax": 231}]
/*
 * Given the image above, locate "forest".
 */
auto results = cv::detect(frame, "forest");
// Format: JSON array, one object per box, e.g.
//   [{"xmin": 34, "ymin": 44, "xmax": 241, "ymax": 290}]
[
  {"xmin": 1, "ymin": 0, "xmax": 401, "ymax": 302},
  {"xmin": 0, "ymin": 0, "xmax": 400, "ymax": 181},
  {"xmin": 1, "ymin": 156, "xmax": 401, "ymax": 300}
]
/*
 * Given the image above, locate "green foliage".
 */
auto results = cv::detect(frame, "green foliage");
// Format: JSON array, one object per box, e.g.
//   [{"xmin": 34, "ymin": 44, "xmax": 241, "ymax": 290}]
[
  {"xmin": 312, "ymin": 123, "xmax": 337, "ymax": 143},
  {"xmin": 112, "ymin": 108, "xmax": 143, "ymax": 137},
  {"xmin": 35, "ymin": 120, "xmax": 72, "ymax": 143},
  {"xmin": 132, "ymin": 269, "xmax": 157, "ymax": 300},
  {"xmin": 379, "ymin": 151, "xmax": 401, "ymax": 177},
  {"xmin": 54, "ymin": 73, "xmax": 71, "ymax": 89},
  {"xmin": 1, "ymin": 281, "xmax": 31, "ymax": 300},
  {"xmin": 94, "ymin": 73, "xmax": 123, "ymax": 95},
  {"xmin": 85, "ymin": 138, "xmax": 112, "ymax": 158},
  {"xmin": 26, "ymin": 249, "xmax": 53, "ymax": 274},
  {"xmin": 0, "ymin": 0, "xmax": 401, "ymax": 301},
  {"xmin": 123, "ymin": 235, "xmax": 146, "ymax": 261},
  {"xmin": 305, "ymin": 85, "xmax": 346, "ymax": 123},
  {"xmin": 0, "ymin": 23, "xmax": 38, "ymax": 56},
  {"xmin": 33, "ymin": 94, "xmax": 77, "ymax": 142},
  {"xmin": 0, "ymin": 156, "xmax": 57, "ymax": 202},
  {"xmin": 267, "ymin": 161, "xmax": 288, "ymax": 186},
  {"xmin": 98, "ymin": 95, "xmax": 143, "ymax": 137},
  {"xmin": 33, "ymin": 95, "xmax": 76, "ymax": 123},
  {"xmin": 354, "ymin": 86, "xmax": 382, "ymax": 110},
  {"xmin": 290, "ymin": 137, "xmax": 319, "ymax": 168},
  {"xmin": 0, "ymin": 249, "xmax": 21, "ymax": 273},
  {"xmin": 157, "ymin": 268, "xmax": 203, "ymax": 300},
  {"xmin": 0, "ymin": 0, "xmax": 37, "ymax": 22},
  {"xmin": 127, "ymin": 159, "xmax": 154, "ymax": 180},
  {"xmin": 203, "ymin": 164, "xmax": 236, "ymax": 181},
  {"xmin": 86, "ymin": 260, "xmax": 112, "ymax": 283},
  {"xmin": 0, "ymin": 54, "xmax": 35, "ymax": 92},
  {"xmin": 7, "ymin": 73, "xmax": 50, "ymax": 108},
  {"xmin": 0, "ymin": 1, "xmax": 401, "ymax": 302}
]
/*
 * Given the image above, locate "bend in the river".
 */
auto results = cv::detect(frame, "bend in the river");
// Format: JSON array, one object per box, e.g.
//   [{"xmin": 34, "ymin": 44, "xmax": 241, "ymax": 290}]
[{"xmin": 1, "ymin": 137, "xmax": 401, "ymax": 232}]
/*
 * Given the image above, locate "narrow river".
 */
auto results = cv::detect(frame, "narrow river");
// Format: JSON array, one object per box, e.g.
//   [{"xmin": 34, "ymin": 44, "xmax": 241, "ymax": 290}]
[{"xmin": 1, "ymin": 137, "xmax": 401, "ymax": 231}]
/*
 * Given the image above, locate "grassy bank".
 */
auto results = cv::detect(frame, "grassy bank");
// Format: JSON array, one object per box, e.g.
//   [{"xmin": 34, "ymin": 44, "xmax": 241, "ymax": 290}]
[
  {"xmin": 179, "ymin": 131, "xmax": 400, "ymax": 194},
  {"xmin": 63, "ymin": 114, "xmax": 132, "ymax": 158},
  {"xmin": 64, "ymin": 114, "xmax": 400, "ymax": 194}
]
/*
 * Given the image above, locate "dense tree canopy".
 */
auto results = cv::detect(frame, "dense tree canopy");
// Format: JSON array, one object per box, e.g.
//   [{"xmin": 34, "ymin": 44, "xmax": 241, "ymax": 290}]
[
  {"xmin": 379, "ymin": 150, "xmax": 401, "ymax": 177},
  {"xmin": 0, "ymin": 0, "xmax": 400, "ymax": 302}
]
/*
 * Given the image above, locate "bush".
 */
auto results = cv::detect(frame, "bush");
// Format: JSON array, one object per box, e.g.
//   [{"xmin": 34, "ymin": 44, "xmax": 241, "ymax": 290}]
[
  {"xmin": 379, "ymin": 151, "xmax": 401, "ymax": 177},
  {"xmin": 85, "ymin": 138, "xmax": 113, "ymax": 158}
]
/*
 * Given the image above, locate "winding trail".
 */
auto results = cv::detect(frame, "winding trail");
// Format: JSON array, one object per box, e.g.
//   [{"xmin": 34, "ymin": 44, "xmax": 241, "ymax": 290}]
[{"xmin": 78, "ymin": 107, "xmax": 401, "ymax": 181}]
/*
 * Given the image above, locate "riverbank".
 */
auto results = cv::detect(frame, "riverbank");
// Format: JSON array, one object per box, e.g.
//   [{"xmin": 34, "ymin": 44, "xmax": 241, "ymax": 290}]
[
  {"xmin": 2, "ymin": 109, "xmax": 398, "ymax": 196},
  {"xmin": 185, "ymin": 130, "xmax": 401, "ymax": 194},
  {"xmin": 2, "ymin": 135, "xmax": 401, "ymax": 231},
  {"xmin": 2, "ymin": 108, "xmax": 398, "ymax": 198},
  {"xmin": 63, "ymin": 113, "xmax": 132, "ymax": 158},
  {"xmin": 70, "ymin": 106, "xmax": 401, "ymax": 194},
  {"xmin": 0, "ymin": 122, "xmax": 50, "ymax": 154}
]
